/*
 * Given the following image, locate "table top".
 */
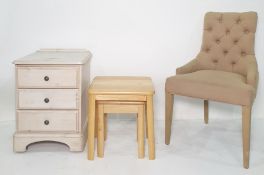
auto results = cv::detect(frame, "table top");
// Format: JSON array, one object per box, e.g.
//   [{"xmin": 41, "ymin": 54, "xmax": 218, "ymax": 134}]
[
  {"xmin": 89, "ymin": 76, "xmax": 155, "ymax": 95},
  {"xmin": 13, "ymin": 49, "xmax": 92, "ymax": 65}
]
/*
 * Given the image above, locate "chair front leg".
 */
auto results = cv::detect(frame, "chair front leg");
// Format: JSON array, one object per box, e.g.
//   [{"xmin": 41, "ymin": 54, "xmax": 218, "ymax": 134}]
[
  {"xmin": 242, "ymin": 105, "xmax": 252, "ymax": 169},
  {"xmin": 165, "ymin": 92, "xmax": 174, "ymax": 145}
]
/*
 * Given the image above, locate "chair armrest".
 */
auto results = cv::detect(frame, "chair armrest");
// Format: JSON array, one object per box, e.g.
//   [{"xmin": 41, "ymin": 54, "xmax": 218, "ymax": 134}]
[
  {"xmin": 246, "ymin": 57, "xmax": 258, "ymax": 89},
  {"xmin": 176, "ymin": 59, "xmax": 198, "ymax": 75}
]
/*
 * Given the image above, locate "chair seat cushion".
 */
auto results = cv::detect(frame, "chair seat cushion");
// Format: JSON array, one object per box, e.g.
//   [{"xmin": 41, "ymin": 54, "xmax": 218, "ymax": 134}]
[{"xmin": 165, "ymin": 70, "xmax": 256, "ymax": 106}]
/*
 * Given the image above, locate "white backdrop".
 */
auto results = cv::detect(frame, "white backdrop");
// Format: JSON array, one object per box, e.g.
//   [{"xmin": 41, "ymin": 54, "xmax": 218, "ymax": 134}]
[{"xmin": 0, "ymin": 0, "xmax": 263, "ymax": 121}]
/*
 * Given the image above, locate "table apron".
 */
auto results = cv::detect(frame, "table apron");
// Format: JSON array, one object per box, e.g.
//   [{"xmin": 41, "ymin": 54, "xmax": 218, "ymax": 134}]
[{"xmin": 95, "ymin": 95, "xmax": 147, "ymax": 101}]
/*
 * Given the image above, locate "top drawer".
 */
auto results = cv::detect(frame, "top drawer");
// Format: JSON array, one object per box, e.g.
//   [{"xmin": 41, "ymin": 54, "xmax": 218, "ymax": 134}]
[{"xmin": 16, "ymin": 66, "xmax": 79, "ymax": 88}]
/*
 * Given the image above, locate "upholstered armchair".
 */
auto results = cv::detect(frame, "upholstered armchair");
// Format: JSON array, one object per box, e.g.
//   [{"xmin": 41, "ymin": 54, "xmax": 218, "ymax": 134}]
[{"xmin": 165, "ymin": 12, "xmax": 258, "ymax": 169}]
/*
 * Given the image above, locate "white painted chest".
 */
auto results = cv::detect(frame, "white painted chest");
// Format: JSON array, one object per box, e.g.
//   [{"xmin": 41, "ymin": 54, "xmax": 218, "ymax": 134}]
[{"xmin": 13, "ymin": 49, "xmax": 91, "ymax": 152}]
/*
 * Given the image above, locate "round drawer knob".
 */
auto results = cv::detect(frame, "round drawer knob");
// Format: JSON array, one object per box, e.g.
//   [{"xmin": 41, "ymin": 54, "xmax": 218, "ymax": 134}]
[
  {"xmin": 44, "ymin": 120, "xmax": 49, "ymax": 125},
  {"xmin": 44, "ymin": 76, "xmax": 49, "ymax": 81},
  {"xmin": 44, "ymin": 98, "xmax": 49, "ymax": 103}
]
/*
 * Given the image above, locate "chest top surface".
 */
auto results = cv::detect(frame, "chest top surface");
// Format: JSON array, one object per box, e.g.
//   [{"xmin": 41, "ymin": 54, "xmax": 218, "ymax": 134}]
[{"xmin": 13, "ymin": 49, "xmax": 92, "ymax": 65}]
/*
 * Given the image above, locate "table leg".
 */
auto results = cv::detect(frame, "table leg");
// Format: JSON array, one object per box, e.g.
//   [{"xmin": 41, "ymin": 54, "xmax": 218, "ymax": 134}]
[
  {"xmin": 97, "ymin": 103, "xmax": 104, "ymax": 157},
  {"xmin": 87, "ymin": 94, "xmax": 96, "ymax": 160},
  {"xmin": 146, "ymin": 95, "xmax": 155, "ymax": 160},
  {"xmin": 104, "ymin": 114, "xmax": 107, "ymax": 141},
  {"xmin": 95, "ymin": 104, "xmax": 98, "ymax": 138},
  {"xmin": 145, "ymin": 104, "xmax": 148, "ymax": 139},
  {"xmin": 137, "ymin": 114, "xmax": 138, "ymax": 142},
  {"xmin": 138, "ymin": 105, "xmax": 145, "ymax": 158}
]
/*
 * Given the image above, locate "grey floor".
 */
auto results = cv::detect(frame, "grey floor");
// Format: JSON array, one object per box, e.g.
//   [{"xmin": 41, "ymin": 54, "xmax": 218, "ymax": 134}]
[{"xmin": 1, "ymin": 118, "xmax": 264, "ymax": 175}]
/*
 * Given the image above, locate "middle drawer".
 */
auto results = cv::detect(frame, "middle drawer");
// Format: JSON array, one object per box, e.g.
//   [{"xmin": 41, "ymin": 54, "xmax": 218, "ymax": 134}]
[{"xmin": 17, "ymin": 89, "xmax": 79, "ymax": 109}]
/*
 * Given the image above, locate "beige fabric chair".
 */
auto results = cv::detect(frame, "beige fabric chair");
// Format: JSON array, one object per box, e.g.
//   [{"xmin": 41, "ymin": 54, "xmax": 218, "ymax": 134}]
[{"xmin": 165, "ymin": 12, "xmax": 258, "ymax": 169}]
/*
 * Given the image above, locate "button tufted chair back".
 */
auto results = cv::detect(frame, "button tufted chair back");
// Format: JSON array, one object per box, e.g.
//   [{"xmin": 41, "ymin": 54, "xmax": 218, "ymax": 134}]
[{"xmin": 196, "ymin": 12, "xmax": 257, "ymax": 77}]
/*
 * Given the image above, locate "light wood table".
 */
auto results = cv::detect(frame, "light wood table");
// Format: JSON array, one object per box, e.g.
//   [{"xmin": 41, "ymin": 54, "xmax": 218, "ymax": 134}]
[{"xmin": 87, "ymin": 76, "xmax": 155, "ymax": 160}]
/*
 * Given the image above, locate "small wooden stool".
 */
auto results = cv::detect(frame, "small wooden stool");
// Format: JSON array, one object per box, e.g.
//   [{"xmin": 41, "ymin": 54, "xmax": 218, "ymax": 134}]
[
  {"xmin": 96, "ymin": 101, "xmax": 145, "ymax": 158},
  {"xmin": 87, "ymin": 76, "xmax": 155, "ymax": 160}
]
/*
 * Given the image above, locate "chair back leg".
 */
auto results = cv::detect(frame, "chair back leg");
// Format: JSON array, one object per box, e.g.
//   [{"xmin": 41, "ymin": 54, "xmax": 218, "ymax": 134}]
[
  {"xmin": 165, "ymin": 92, "xmax": 174, "ymax": 145},
  {"xmin": 204, "ymin": 100, "xmax": 209, "ymax": 124}
]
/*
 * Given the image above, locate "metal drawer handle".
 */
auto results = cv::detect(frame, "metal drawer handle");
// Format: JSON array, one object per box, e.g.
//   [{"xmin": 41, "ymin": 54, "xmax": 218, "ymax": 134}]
[
  {"xmin": 44, "ymin": 98, "xmax": 49, "ymax": 103},
  {"xmin": 44, "ymin": 76, "xmax": 49, "ymax": 81},
  {"xmin": 44, "ymin": 120, "xmax": 49, "ymax": 125}
]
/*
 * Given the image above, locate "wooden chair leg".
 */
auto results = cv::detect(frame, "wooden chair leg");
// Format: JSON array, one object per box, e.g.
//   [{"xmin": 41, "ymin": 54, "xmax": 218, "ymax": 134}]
[
  {"xmin": 204, "ymin": 100, "xmax": 209, "ymax": 124},
  {"xmin": 242, "ymin": 106, "xmax": 251, "ymax": 169},
  {"xmin": 138, "ymin": 105, "xmax": 145, "ymax": 158},
  {"xmin": 104, "ymin": 114, "xmax": 107, "ymax": 141},
  {"xmin": 97, "ymin": 104, "xmax": 104, "ymax": 157},
  {"xmin": 165, "ymin": 92, "xmax": 174, "ymax": 145}
]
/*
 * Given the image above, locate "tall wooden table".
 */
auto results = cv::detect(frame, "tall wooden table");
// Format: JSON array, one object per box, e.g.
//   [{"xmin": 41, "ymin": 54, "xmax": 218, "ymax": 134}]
[{"xmin": 87, "ymin": 76, "xmax": 155, "ymax": 160}]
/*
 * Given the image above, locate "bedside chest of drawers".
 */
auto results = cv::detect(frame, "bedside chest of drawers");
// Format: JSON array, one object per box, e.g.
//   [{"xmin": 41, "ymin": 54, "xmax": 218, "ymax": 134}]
[{"xmin": 13, "ymin": 49, "xmax": 92, "ymax": 152}]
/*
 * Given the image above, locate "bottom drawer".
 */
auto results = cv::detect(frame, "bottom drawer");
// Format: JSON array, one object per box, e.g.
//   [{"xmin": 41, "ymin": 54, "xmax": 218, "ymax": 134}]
[{"xmin": 17, "ymin": 110, "xmax": 78, "ymax": 132}]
